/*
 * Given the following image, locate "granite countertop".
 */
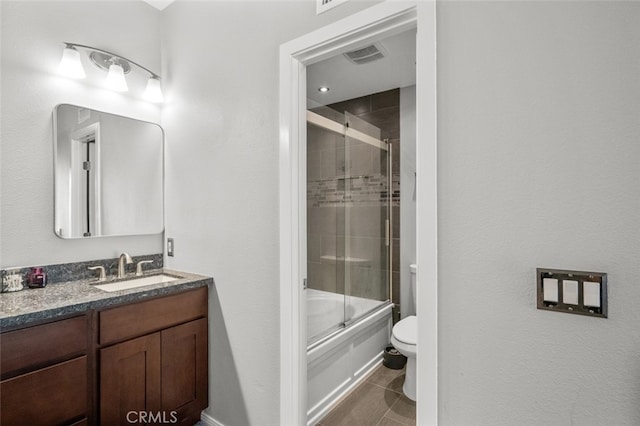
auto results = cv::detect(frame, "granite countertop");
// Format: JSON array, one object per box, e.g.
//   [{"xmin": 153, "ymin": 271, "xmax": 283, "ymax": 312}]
[{"xmin": 0, "ymin": 269, "xmax": 213, "ymax": 329}]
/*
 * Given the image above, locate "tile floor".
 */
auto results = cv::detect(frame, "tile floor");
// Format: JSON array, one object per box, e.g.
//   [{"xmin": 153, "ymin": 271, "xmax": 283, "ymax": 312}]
[{"xmin": 316, "ymin": 364, "xmax": 416, "ymax": 426}]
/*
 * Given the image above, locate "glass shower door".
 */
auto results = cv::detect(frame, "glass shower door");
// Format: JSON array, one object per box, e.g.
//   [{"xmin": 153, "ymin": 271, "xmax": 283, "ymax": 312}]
[
  {"xmin": 306, "ymin": 107, "xmax": 391, "ymax": 345},
  {"xmin": 342, "ymin": 112, "xmax": 391, "ymax": 326},
  {"xmin": 306, "ymin": 109, "xmax": 348, "ymax": 345}
]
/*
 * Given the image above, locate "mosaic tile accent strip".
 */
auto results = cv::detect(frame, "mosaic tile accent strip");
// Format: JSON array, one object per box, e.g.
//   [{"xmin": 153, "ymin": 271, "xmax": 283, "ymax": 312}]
[{"xmin": 308, "ymin": 173, "xmax": 400, "ymax": 208}]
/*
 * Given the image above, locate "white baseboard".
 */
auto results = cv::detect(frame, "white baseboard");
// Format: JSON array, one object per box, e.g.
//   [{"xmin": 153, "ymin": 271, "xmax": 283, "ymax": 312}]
[{"xmin": 201, "ymin": 411, "xmax": 225, "ymax": 426}]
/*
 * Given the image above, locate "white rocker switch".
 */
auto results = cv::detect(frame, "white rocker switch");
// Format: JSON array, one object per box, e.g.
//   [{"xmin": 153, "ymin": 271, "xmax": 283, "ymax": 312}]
[
  {"xmin": 543, "ymin": 278, "xmax": 558, "ymax": 303},
  {"xmin": 583, "ymin": 281, "xmax": 601, "ymax": 308},
  {"xmin": 563, "ymin": 280, "xmax": 579, "ymax": 305}
]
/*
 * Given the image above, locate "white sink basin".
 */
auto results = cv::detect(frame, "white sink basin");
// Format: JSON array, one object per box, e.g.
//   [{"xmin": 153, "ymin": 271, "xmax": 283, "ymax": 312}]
[{"xmin": 94, "ymin": 274, "xmax": 180, "ymax": 292}]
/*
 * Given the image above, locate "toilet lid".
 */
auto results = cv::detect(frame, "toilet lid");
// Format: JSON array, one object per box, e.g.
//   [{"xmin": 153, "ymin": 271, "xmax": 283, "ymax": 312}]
[{"xmin": 393, "ymin": 315, "xmax": 417, "ymax": 345}]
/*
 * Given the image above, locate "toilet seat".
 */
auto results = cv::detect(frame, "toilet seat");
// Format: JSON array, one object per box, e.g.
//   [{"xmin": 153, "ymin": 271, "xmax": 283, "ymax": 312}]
[{"xmin": 392, "ymin": 315, "xmax": 416, "ymax": 345}]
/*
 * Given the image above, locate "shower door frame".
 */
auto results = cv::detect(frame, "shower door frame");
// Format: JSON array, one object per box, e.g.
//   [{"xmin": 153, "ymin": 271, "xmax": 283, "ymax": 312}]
[{"xmin": 279, "ymin": 2, "xmax": 438, "ymax": 425}]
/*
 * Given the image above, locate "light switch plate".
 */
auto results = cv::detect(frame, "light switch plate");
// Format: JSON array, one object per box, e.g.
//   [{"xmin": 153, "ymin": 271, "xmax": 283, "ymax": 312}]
[
  {"xmin": 537, "ymin": 268, "xmax": 607, "ymax": 318},
  {"xmin": 167, "ymin": 237, "xmax": 174, "ymax": 257}
]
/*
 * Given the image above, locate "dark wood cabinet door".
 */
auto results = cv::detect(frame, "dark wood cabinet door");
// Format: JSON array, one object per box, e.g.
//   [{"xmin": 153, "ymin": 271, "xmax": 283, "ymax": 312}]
[
  {"xmin": 161, "ymin": 318, "xmax": 208, "ymax": 422},
  {"xmin": 0, "ymin": 356, "xmax": 87, "ymax": 426},
  {"xmin": 100, "ymin": 333, "xmax": 161, "ymax": 425}
]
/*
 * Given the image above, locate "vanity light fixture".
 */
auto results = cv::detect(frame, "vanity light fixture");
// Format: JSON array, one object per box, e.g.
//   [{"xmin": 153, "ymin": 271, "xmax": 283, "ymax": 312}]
[
  {"xmin": 144, "ymin": 76, "xmax": 164, "ymax": 103},
  {"xmin": 105, "ymin": 63, "xmax": 128, "ymax": 92},
  {"xmin": 58, "ymin": 45, "xmax": 86, "ymax": 79},
  {"xmin": 58, "ymin": 42, "xmax": 163, "ymax": 103}
]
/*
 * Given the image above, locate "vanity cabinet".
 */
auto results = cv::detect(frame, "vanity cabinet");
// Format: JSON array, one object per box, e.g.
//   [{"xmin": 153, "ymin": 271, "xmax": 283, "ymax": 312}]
[
  {"xmin": 0, "ymin": 285, "xmax": 209, "ymax": 426},
  {"xmin": 98, "ymin": 287, "xmax": 208, "ymax": 425},
  {"xmin": 0, "ymin": 315, "xmax": 90, "ymax": 426}
]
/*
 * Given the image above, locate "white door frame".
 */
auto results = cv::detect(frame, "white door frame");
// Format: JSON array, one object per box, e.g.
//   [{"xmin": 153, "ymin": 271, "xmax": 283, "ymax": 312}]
[
  {"xmin": 70, "ymin": 123, "xmax": 102, "ymax": 237},
  {"xmin": 278, "ymin": 2, "xmax": 437, "ymax": 425}
]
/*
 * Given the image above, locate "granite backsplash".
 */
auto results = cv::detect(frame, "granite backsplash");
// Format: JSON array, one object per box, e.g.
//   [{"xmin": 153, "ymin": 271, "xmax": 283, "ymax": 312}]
[{"xmin": 1, "ymin": 253, "xmax": 163, "ymax": 291}]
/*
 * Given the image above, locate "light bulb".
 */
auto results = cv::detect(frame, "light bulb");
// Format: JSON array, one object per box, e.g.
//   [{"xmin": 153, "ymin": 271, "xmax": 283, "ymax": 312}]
[
  {"xmin": 143, "ymin": 76, "xmax": 164, "ymax": 103},
  {"xmin": 58, "ymin": 46, "xmax": 86, "ymax": 79},
  {"xmin": 106, "ymin": 63, "xmax": 128, "ymax": 92}
]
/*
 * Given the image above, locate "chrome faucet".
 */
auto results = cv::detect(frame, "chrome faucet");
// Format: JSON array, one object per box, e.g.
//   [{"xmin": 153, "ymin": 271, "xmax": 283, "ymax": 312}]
[
  {"xmin": 88, "ymin": 265, "xmax": 106, "ymax": 282},
  {"xmin": 136, "ymin": 260, "xmax": 154, "ymax": 276},
  {"xmin": 117, "ymin": 252, "xmax": 133, "ymax": 279}
]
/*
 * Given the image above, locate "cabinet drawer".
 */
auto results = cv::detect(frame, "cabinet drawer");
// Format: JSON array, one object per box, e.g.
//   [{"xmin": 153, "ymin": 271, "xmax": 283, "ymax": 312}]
[
  {"xmin": 1, "ymin": 356, "xmax": 88, "ymax": 425},
  {"xmin": 99, "ymin": 287, "xmax": 207, "ymax": 345},
  {"xmin": 1, "ymin": 315, "xmax": 88, "ymax": 377}
]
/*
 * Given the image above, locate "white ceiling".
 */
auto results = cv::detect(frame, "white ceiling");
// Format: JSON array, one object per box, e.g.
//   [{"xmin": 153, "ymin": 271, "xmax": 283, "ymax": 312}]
[
  {"xmin": 307, "ymin": 29, "xmax": 416, "ymax": 106},
  {"xmin": 139, "ymin": 2, "xmax": 414, "ymax": 106}
]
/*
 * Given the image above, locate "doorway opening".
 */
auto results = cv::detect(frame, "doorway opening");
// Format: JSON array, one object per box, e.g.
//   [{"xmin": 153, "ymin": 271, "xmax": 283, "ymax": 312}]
[
  {"xmin": 279, "ymin": 3, "xmax": 437, "ymax": 425},
  {"xmin": 305, "ymin": 28, "xmax": 416, "ymax": 421}
]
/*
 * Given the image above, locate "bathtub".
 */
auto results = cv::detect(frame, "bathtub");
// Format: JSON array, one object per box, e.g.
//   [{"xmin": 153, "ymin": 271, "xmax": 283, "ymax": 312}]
[{"xmin": 306, "ymin": 289, "xmax": 393, "ymax": 425}]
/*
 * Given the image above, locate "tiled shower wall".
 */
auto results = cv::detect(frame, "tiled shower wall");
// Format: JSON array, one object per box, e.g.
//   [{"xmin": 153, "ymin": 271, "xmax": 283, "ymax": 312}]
[{"xmin": 307, "ymin": 89, "xmax": 401, "ymax": 320}]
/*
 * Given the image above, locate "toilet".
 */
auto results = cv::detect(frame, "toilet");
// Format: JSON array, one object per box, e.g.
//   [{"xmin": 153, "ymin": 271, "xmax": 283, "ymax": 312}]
[{"xmin": 390, "ymin": 264, "xmax": 417, "ymax": 401}]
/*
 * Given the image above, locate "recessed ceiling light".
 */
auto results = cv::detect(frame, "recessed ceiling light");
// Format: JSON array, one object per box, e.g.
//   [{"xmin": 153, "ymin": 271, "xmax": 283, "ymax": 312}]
[{"xmin": 318, "ymin": 86, "xmax": 330, "ymax": 93}]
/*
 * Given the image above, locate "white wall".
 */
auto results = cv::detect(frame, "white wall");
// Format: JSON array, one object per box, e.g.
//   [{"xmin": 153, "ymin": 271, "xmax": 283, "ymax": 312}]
[
  {"xmin": 0, "ymin": 1, "xmax": 163, "ymax": 268},
  {"xmin": 437, "ymin": 2, "xmax": 640, "ymax": 425},
  {"xmin": 160, "ymin": 1, "xmax": 380, "ymax": 424}
]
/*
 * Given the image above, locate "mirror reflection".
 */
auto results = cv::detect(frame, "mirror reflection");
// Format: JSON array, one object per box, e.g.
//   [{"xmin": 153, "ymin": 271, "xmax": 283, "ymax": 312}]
[{"xmin": 53, "ymin": 104, "xmax": 164, "ymax": 238}]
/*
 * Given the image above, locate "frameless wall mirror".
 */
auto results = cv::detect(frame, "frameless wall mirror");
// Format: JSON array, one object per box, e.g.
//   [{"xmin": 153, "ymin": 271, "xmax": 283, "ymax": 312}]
[{"xmin": 53, "ymin": 104, "xmax": 164, "ymax": 239}]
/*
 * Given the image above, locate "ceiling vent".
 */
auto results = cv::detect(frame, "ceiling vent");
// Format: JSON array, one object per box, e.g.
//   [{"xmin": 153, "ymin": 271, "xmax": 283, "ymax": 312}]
[{"xmin": 343, "ymin": 44, "xmax": 386, "ymax": 65}]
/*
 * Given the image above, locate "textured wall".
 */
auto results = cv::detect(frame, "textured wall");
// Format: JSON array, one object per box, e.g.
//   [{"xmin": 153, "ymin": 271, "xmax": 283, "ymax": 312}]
[
  {"xmin": 437, "ymin": 2, "xmax": 640, "ymax": 425},
  {"xmin": 160, "ymin": 1, "xmax": 381, "ymax": 424},
  {"xmin": 0, "ymin": 1, "xmax": 163, "ymax": 268}
]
